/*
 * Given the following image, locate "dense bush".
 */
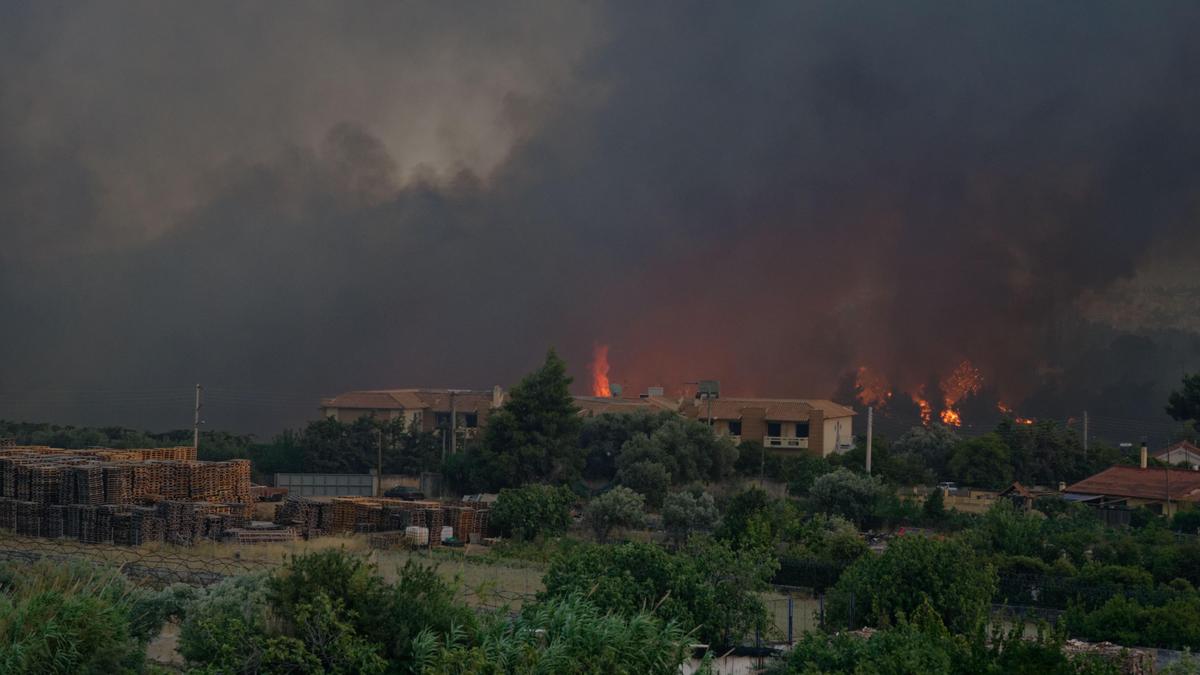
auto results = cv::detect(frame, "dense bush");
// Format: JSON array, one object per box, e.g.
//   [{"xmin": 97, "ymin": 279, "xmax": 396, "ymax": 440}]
[
  {"xmin": 0, "ymin": 560, "xmax": 177, "ymax": 674},
  {"xmin": 827, "ymin": 535, "xmax": 998, "ymax": 633},
  {"xmin": 411, "ymin": 594, "xmax": 698, "ymax": 674},
  {"xmin": 541, "ymin": 537, "xmax": 776, "ymax": 646},
  {"xmin": 770, "ymin": 602, "xmax": 1119, "ymax": 675},
  {"xmin": 490, "ymin": 484, "xmax": 575, "ymax": 540},
  {"xmin": 582, "ymin": 486, "xmax": 646, "ymax": 543},
  {"xmin": 662, "ymin": 490, "xmax": 719, "ymax": 545},
  {"xmin": 809, "ymin": 468, "xmax": 885, "ymax": 526},
  {"xmin": 1063, "ymin": 594, "xmax": 1200, "ymax": 650}
]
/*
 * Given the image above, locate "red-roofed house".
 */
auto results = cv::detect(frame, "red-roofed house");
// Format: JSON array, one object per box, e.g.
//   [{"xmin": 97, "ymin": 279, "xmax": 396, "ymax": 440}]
[
  {"xmin": 1155, "ymin": 441, "xmax": 1200, "ymax": 470},
  {"xmin": 320, "ymin": 387, "xmax": 504, "ymax": 436},
  {"xmin": 1064, "ymin": 465, "xmax": 1200, "ymax": 517}
]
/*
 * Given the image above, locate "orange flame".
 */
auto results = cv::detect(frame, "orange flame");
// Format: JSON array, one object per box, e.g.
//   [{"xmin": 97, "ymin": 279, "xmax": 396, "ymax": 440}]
[
  {"xmin": 937, "ymin": 360, "xmax": 982, "ymax": 427},
  {"xmin": 590, "ymin": 343, "xmax": 611, "ymax": 397},
  {"xmin": 855, "ymin": 366, "xmax": 892, "ymax": 408},
  {"xmin": 915, "ymin": 396, "xmax": 933, "ymax": 425}
]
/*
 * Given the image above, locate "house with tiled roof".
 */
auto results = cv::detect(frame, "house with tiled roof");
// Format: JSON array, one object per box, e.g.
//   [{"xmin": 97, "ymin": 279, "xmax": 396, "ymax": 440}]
[
  {"xmin": 675, "ymin": 396, "xmax": 856, "ymax": 457},
  {"xmin": 1155, "ymin": 441, "xmax": 1200, "ymax": 470},
  {"xmin": 1064, "ymin": 465, "xmax": 1200, "ymax": 518},
  {"xmin": 319, "ymin": 387, "xmax": 504, "ymax": 436}
]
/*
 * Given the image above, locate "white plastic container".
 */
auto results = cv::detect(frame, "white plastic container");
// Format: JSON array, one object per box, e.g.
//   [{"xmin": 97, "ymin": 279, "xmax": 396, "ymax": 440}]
[
  {"xmin": 405, "ymin": 526, "xmax": 429, "ymax": 546},
  {"xmin": 441, "ymin": 526, "xmax": 454, "ymax": 542}
]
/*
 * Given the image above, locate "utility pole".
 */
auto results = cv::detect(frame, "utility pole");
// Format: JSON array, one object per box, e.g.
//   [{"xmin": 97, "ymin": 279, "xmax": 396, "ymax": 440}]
[
  {"xmin": 376, "ymin": 427, "xmax": 383, "ymax": 497},
  {"xmin": 1083, "ymin": 410, "xmax": 1089, "ymax": 456},
  {"xmin": 449, "ymin": 392, "xmax": 458, "ymax": 456},
  {"xmin": 192, "ymin": 383, "xmax": 203, "ymax": 450},
  {"xmin": 866, "ymin": 406, "xmax": 874, "ymax": 475}
]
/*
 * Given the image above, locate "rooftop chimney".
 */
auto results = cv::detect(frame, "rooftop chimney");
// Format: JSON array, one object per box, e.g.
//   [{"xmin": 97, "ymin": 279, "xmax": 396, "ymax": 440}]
[{"xmin": 1140, "ymin": 440, "xmax": 1148, "ymax": 469}]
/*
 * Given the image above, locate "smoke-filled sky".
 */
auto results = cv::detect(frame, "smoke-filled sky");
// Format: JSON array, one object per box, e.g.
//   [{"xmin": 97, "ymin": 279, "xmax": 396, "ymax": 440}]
[{"xmin": 2, "ymin": 2, "xmax": 1199, "ymax": 435}]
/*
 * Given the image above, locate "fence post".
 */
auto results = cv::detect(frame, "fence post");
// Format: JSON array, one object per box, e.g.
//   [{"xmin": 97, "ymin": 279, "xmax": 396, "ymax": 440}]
[
  {"xmin": 787, "ymin": 596, "xmax": 794, "ymax": 643},
  {"xmin": 819, "ymin": 593, "xmax": 825, "ymax": 628}
]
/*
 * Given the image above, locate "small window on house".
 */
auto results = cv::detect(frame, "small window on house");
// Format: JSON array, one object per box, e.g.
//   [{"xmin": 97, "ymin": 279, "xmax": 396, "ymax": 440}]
[
  {"xmin": 434, "ymin": 412, "xmax": 451, "ymax": 428},
  {"xmin": 728, "ymin": 420, "xmax": 742, "ymax": 436},
  {"xmin": 766, "ymin": 422, "xmax": 782, "ymax": 437},
  {"xmin": 464, "ymin": 413, "xmax": 478, "ymax": 428},
  {"xmin": 796, "ymin": 422, "xmax": 810, "ymax": 438}
]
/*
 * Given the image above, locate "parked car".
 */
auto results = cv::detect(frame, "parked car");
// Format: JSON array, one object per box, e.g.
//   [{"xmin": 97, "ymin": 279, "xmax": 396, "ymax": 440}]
[
  {"xmin": 384, "ymin": 486, "xmax": 425, "ymax": 500},
  {"xmin": 935, "ymin": 482, "xmax": 958, "ymax": 495}
]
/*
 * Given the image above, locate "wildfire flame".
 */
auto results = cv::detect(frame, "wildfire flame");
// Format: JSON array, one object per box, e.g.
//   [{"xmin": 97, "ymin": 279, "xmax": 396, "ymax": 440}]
[
  {"xmin": 915, "ymin": 395, "xmax": 933, "ymax": 425},
  {"xmin": 590, "ymin": 343, "xmax": 611, "ymax": 397},
  {"xmin": 998, "ymin": 401, "xmax": 1035, "ymax": 425},
  {"xmin": 855, "ymin": 366, "xmax": 893, "ymax": 408},
  {"xmin": 937, "ymin": 360, "xmax": 982, "ymax": 427}
]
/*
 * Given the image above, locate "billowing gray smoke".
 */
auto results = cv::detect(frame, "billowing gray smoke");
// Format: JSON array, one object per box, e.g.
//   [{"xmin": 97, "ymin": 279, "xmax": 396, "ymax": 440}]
[{"xmin": 2, "ymin": 2, "xmax": 1199, "ymax": 434}]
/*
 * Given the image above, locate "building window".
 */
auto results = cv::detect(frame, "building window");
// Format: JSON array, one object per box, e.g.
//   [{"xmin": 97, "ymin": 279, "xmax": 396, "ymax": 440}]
[
  {"xmin": 434, "ymin": 412, "xmax": 452, "ymax": 428},
  {"xmin": 767, "ymin": 422, "xmax": 781, "ymax": 437},
  {"xmin": 464, "ymin": 413, "xmax": 478, "ymax": 428},
  {"xmin": 796, "ymin": 422, "xmax": 810, "ymax": 438},
  {"xmin": 728, "ymin": 420, "xmax": 742, "ymax": 436}
]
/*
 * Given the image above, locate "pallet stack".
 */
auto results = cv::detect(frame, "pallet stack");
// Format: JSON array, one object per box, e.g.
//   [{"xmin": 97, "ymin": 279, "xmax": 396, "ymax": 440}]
[
  {"xmin": 103, "ymin": 464, "xmax": 134, "ymax": 504},
  {"xmin": 275, "ymin": 497, "xmax": 331, "ymax": 537}
]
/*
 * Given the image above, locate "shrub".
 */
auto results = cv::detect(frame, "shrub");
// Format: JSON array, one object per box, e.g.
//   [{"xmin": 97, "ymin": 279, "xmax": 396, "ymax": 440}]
[
  {"xmin": 541, "ymin": 537, "xmax": 776, "ymax": 646},
  {"xmin": 411, "ymin": 594, "xmax": 697, "ymax": 674},
  {"xmin": 616, "ymin": 458, "xmax": 672, "ymax": 508},
  {"xmin": 0, "ymin": 560, "xmax": 171, "ymax": 674},
  {"xmin": 662, "ymin": 490, "xmax": 719, "ymax": 545},
  {"xmin": 809, "ymin": 468, "xmax": 884, "ymax": 526},
  {"xmin": 583, "ymin": 486, "xmax": 646, "ymax": 543},
  {"xmin": 490, "ymin": 483, "xmax": 575, "ymax": 540},
  {"xmin": 827, "ymin": 535, "xmax": 998, "ymax": 633}
]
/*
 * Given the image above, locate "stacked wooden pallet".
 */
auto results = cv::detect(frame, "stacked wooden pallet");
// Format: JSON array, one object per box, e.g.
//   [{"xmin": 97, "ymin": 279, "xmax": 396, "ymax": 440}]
[
  {"xmin": 225, "ymin": 527, "xmax": 296, "ymax": 544},
  {"xmin": 14, "ymin": 500, "xmax": 40, "ymax": 535},
  {"xmin": 274, "ymin": 496, "xmax": 331, "ymax": 537},
  {"xmin": 103, "ymin": 464, "xmax": 134, "ymax": 504}
]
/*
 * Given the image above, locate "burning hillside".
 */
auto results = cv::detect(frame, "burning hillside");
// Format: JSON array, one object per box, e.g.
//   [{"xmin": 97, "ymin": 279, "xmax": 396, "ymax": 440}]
[{"xmin": 854, "ymin": 360, "xmax": 1033, "ymax": 429}]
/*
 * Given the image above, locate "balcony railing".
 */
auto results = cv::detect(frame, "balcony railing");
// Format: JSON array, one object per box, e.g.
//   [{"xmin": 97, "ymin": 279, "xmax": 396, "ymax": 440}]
[{"xmin": 764, "ymin": 436, "xmax": 809, "ymax": 449}]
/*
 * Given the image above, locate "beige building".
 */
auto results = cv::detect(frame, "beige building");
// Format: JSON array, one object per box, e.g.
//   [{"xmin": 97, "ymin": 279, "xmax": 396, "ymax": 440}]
[
  {"xmin": 319, "ymin": 387, "xmax": 504, "ymax": 437},
  {"xmin": 679, "ymin": 397, "xmax": 856, "ymax": 457}
]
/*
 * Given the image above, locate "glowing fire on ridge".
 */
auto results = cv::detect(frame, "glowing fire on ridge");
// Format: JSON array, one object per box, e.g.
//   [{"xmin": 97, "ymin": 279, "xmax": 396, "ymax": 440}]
[
  {"xmin": 938, "ymin": 360, "xmax": 983, "ymax": 427},
  {"xmin": 590, "ymin": 343, "xmax": 611, "ymax": 397},
  {"xmin": 855, "ymin": 366, "xmax": 892, "ymax": 408}
]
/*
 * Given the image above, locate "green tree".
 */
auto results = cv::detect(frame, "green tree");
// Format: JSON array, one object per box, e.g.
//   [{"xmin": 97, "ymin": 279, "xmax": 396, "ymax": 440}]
[
  {"xmin": 540, "ymin": 538, "xmax": 776, "ymax": 646},
  {"xmin": 580, "ymin": 410, "xmax": 678, "ymax": 480},
  {"xmin": 948, "ymin": 433, "xmax": 1012, "ymax": 489},
  {"xmin": 827, "ymin": 535, "xmax": 998, "ymax": 633},
  {"xmin": 1168, "ymin": 373, "xmax": 1200, "ymax": 434},
  {"xmin": 809, "ymin": 468, "xmax": 885, "ymax": 526},
  {"xmin": 662, "ymin": 490, "xmax": 719, "ymax": 545},
  {"xmin": 615, "ymin": 457, "xmax": 671, "ymax": 508},
  {"xmin": 923, "ymin": 487, "xmax": 946, "ymax": 522},
  {"xmin": 890, "ymin": 424, "xmax": 960, "ymax": 480},
  {"xmin": 716, "ymin": 486, "xmax": 799, "ymax": 551},
  {"xmin": 490, "ymin": 484, "xmax": 575, "ymax": 540},
  {"xmin": 583, "ymin": 486, "xmax": 646, "ymax": 543},
  {"xmin": 478, "ymin": 349, "xmax": 584, "ymax": 488}
]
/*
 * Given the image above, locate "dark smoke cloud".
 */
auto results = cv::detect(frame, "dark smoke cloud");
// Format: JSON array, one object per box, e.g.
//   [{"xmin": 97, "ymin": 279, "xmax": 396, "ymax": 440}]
[{"xmin": 2, "ymin": 2, "xmax": 1199, "ymax": 434}]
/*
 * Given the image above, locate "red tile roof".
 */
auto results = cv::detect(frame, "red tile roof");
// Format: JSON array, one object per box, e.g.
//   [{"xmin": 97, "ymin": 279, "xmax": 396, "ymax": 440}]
[
  {"xmin": 687, "ymin": 397, "xmax": 856, "ymax": 422},
  {"xmin": 321, "ymin": 389, "xmax": 493, "ymax": 412},
  {"xmin": 1065, "ymin": 466, "xmax": 1200, "ymax": 503}
]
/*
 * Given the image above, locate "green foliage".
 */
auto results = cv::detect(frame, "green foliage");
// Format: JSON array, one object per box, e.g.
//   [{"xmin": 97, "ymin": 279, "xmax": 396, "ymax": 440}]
[
  {"xmin": 827, "ymin": 535, "xmax": 998, "ymax": 633},
  {"xmin": 583, "ymin": 486, "xmax": 646, "ymax": 543},
  {"xmin": 490, "ymin": 484, "xmax": 575, "ymax": 540},
  {"xmin": 475, "ymin": 349, "xmax": 585, "ymax": 489},
  {"xmin": 924, "ymin": 487, "xmax": 946, "ymax": 520},
  {"xmin": 661, "ymin": 490, "xmax": 719, "ymax": 545},
  {"xmin": 948, "ymin": 433, "xmax": 1012, "ymax": 489},
  {"xmin": 0, "ymin": 560, "xmax": 172, "ymax": 674},
  {"xmin": 715, "ymin": 486, "xmax": 798, "ymax": 551},
  {"xmin": 1064, "ymin": 594, "xmax": 1200, "ymax": 650},
  {"xmin": 777, "ymin": 454, "xmax": 836, "ymax": 496},
  {"xmin": 772, "ymin": 601, "xmax": 1119, "ymax": 675},
  {"xmin": 410, "ymin": 594, "xmax": 697, "ymax": 675},
  {"xmin": 541, "ymin": 538, "xmax": 776, "ymax": 646},
  {"xmin": 614, "ymin": 439, "xmax": 672, "ymax": 508},
  {"xmin": 579, "ymin": 410, "xmax": 678, "ymax": 480},
  {"xmin": 809, "ymin": 468, "xmax": 885, "ymax": 526},
  {"xmin": 1173, "ymin": 508, "xmax": 1200, "ymax": 534},
  {"xmin": 1167, "ymin": 373, "xmax": 1200, "ymax": 429}
]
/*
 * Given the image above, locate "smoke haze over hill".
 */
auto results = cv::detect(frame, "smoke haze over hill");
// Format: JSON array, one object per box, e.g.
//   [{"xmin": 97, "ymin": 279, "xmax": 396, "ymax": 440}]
[{"xmin": 2, "ymin": 2, "xmax": 1199, "ymax": 434}]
